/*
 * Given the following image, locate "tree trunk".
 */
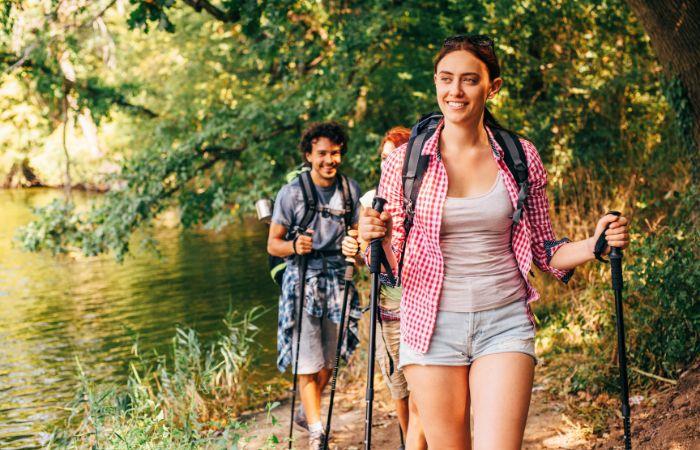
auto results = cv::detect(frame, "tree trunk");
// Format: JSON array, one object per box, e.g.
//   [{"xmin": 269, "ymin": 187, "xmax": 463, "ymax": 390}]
[
  {"xmin": 626, "ymin": 0, "xmax": 700, "ymax": 153},
  {"xmin": 62, "ymin": 93, "xmax": 73, "ymax": 199}
]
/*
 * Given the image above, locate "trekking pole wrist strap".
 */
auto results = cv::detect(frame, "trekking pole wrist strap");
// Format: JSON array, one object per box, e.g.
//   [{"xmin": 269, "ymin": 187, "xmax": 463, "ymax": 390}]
[{"xmin": 292, "ymin": 235, "xmax": 300, "ymax": 255}]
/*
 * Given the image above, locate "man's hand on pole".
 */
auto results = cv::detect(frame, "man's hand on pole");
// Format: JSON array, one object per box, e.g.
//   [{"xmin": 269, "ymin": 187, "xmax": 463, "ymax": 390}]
[{"xmin": 293, "ymin": 229, "xmax": 314, "ymax": 255}]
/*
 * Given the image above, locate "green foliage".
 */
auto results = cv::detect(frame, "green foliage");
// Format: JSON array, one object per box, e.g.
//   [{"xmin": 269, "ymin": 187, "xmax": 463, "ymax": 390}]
[
  {"xmin": 17, "ymin": 199, "xmax": 81, "ymax": 255},
  {"xmin": 9, "ymin": 0, "xmax": 674, "ymax": 257},
  {"xmin": 626, "ymin": 186, "xmax": 700, "ymax": 378},
  {"xmin": 127, "ymin": 0, "xmax": 176, "ymax": 33},
  {"xmin": 664, "ymin": 77, "xmax": 696, "ymax": 154},
  {"xmin": 47, "ymin": 306, "xmax": 282, "ymax": 448},
  {"xmin": 536, "ymin": 183, "xmax": 698, "ymax": 397}
]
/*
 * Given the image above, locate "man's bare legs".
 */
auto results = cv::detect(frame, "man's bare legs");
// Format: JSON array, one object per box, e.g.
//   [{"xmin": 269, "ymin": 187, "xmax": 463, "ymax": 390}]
[{"xmin": 298, "ymin": 367, "xmax": 332, "ymax": 425}]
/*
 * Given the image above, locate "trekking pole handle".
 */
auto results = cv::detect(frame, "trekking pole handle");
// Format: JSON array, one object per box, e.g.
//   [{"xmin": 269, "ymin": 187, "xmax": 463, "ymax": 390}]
[
  {"xmin": 606, "ymin": 210, "xmax": 623, "ymax": 291},
  {"xmin": 610, "ymin": 247, "xmax": 623, "ymax": 291},
  {"xmin": 369, "ymin": 197, "xmax": 387, "ymax": 274},
  {"xmin": 372, "ymin": 196, "xmax": 387, "ymax": 213},
  {"xmin": 344, "ymin": 230, "xmax": 358, "ymax": 281},
  {"xmin": 593, "ymin": 211, "xmax": 621, "ymax": 263}
]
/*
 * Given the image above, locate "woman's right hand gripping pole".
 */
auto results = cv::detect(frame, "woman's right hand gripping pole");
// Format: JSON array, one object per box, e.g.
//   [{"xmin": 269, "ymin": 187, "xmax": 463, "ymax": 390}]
[
  {"xmin": 359, "ymin": 207, "xmax": 392, "ymax": 244},
  {"xmin": 358, "ymin": 202, "xmax": 397, "ymax": 274}
]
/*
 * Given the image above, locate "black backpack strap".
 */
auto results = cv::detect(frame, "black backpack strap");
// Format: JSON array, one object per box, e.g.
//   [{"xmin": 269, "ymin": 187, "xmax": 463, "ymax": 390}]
[
  {"xmin": 492, "ymin": 128, "xmax": 529, "ymax": 225},
  {"xmin": 297, "ymin": 169, "xmax": 318, "ymax": 232},
  {"xmin": 398, "ymin": 112, "xmax": 442, "ymax": 282},
  {"xmin": 338, "ymin": 173, "xmax": 354, "ymax": 231}
]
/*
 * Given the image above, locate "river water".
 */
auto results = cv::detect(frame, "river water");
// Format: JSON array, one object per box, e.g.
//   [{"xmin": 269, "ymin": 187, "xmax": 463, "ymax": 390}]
[{"xmin": 0, "ymin": 189, "xmax": 280, "ymax": 448}]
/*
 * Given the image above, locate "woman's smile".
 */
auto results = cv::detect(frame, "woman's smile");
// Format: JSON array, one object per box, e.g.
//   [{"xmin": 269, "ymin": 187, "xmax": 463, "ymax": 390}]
[{"xmin": 446, "ymin": 101, "xmax": 468, "ymax": 110}]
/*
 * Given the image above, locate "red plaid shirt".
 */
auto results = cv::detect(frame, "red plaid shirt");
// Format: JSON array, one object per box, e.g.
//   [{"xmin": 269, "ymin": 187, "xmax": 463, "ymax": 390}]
[{"xmin": 377, "ymin": 121, "xmax": 573, "ymax": 353}]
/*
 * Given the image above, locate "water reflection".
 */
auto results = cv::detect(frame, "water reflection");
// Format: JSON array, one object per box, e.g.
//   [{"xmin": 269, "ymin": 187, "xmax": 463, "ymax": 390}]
[{"xmin": 0, "ymin": 189, "xmax": 279, "ymax": 448}]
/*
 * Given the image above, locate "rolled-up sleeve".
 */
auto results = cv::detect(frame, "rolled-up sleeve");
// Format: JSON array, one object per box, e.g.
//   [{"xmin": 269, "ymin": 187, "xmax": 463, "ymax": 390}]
[{"xmin": 522, "ymin": 140, "xmax": 574, "ymax": 283}]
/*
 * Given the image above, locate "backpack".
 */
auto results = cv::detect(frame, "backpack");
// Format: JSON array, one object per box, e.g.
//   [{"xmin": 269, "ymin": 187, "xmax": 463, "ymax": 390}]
[
  {"xmin": 398, "ymin": 112, "xmax": 530, "ymax": 281},
  {"xmin": 269, "ymin": 169, "xmax": 355, "ymax": 285}
]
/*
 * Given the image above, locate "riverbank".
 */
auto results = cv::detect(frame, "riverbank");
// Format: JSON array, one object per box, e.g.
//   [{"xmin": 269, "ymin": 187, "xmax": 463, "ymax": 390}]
[
  {"xmin": 40, "ymin": 296, "xmax": 698, "ymax": 449},
  {"xmin": 0, "ymin": 189, "xmax": 281, "ymax": 449},
  {"xmin": 0, "ymin": 182, "xmax": 110, "ymax": 192}
]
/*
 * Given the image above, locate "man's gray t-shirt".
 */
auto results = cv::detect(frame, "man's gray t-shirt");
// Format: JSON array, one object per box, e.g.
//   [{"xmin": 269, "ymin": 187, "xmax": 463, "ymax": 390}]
[{"xmin": 272, "ymin": 175, "xmax": 361, "ymax": 270}]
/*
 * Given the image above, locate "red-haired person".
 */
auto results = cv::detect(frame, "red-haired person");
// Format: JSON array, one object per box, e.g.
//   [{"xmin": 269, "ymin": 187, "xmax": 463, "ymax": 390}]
[
  {"xmin": 359, "ymin": 36, "xmax": 629, "ymax": 449},
  {"xmin": 342, "ymin": 127, "xmax": 427, "ymax": 450}
]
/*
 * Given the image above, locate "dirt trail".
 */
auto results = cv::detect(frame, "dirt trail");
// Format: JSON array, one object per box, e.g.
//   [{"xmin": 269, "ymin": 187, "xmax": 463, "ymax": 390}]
[
  {"xmin": 240, "ymin": 381, "xmax": 592, "ymax": 449},
  {"xmin": 239, "ymin": 361, "xmax": 699, "ymax": 450},
  {"xmin": 594, "ymin": 360, "xmax": 699, "ymax": 450}
]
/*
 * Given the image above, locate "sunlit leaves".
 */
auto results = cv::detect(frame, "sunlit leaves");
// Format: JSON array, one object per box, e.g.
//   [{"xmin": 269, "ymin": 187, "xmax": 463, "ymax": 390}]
[{"xmin": 7, "ymin": 0, "xmax": 684, "ymax": 266}]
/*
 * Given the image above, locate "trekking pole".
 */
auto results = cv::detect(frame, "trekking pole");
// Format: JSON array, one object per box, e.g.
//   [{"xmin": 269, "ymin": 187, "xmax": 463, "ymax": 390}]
[
  {"xmin": 289, "ymin": 232, "xmax": 310, "ymax": 449},
  {"xmin": 611, "ymin": 244, "xmax": 632, "ymax": 450},
  {"xmin": 610, "ymin": 221, "xmax": 632, "ymax": 449},
  {"xmin": 322, "ymin": 230, "xmax": 358, "ymax": 450},
  {"xmin": 364, "ymin": 197, "xmax": 395, "ymax": 450},
  {"xmin": 596, "ymin": 211, "xmax": 632, "ymax": 449}
]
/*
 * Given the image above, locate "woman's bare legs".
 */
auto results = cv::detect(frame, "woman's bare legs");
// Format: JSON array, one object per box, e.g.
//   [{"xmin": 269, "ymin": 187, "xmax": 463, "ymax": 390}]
[
  {"xmin": 406, "ymin": 394, "xmax": 428, "ymax": 450},
  {"xmin": 469, "ymin": 353, "xmax": 534, "ymax": 450},
  {"xmin": 403, "ymin": 365, "xmax": 470, "ymax": 450}
]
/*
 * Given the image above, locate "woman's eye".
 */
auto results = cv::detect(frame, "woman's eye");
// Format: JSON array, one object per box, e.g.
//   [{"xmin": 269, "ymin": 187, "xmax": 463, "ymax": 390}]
[
  {"xmin": 463, "ymin": 78, "xmax": 477, "ymax": 84},
  {"xmin": 441, "ymin": 78, "xmax": 452, "ymax": 83}
]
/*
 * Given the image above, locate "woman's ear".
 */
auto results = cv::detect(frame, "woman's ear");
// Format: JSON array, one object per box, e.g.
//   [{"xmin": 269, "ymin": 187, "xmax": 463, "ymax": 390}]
[{"xmin": 488, "ymin": 78, "xmax": 503, "ymax": 99}]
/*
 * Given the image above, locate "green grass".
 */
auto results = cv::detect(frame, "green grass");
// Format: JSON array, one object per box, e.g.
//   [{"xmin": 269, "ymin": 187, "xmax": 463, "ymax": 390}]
[{"xmin": 47, "ymin": 306, "xmax": 286, "ymax": 449}]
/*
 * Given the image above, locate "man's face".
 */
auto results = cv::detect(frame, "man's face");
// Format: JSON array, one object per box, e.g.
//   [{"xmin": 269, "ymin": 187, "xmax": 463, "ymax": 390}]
[{"xmin": 305, "ymin": 137, "xmax": 342, "ymax": 181}]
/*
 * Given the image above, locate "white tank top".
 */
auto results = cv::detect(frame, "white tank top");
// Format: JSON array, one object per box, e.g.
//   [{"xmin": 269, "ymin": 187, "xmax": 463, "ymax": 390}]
[{"xmin": 438, "ymin": 171, "xmax": 527, "ymax": 312}]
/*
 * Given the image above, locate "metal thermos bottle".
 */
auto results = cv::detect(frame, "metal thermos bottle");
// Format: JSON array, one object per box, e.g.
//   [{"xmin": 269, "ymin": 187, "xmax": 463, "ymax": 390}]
[{"xmin": 255, "ymin": 198, "xmax": 272, "ymax": 223}]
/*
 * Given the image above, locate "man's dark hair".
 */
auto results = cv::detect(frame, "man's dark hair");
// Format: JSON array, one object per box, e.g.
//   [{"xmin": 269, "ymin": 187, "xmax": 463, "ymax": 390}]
[{"xmin": 299, "ymin": 121, "xmax": 348, "ymax": 157}]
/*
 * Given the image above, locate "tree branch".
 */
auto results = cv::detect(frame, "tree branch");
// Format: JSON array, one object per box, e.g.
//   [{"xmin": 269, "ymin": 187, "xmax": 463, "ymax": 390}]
[
  {"xmin": 2, "ymin": 54, "xmax": 160, "ymax": 118},
  {"xmin": 180, "ymin": 0, "xmax": 241, "ymax": 23}
]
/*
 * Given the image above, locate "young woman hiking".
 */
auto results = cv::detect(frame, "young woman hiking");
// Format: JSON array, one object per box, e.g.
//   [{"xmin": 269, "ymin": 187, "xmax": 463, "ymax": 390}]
[
  {"xmin": 358, "ymin": 35, "xmax": 630, "ymax": 450},
  {"xmin": 342, "ymin": 127, "xmax": 427, "ymax": 450}
]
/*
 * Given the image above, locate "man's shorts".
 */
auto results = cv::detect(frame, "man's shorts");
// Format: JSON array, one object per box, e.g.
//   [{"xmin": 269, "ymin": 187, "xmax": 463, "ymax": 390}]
[
  {"xmin": 399, "ymin": 299, "xmax": 537, "ymax": 368},
  {"xmin": 291, "ymin": 306, "xmax": 339, "ymax": 375},
  {"xmin": 376, "ymin": 285, "xmax": 409, "ymax": 400}
]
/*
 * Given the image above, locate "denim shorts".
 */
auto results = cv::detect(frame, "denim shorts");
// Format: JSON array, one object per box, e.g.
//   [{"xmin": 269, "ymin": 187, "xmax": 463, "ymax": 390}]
[{"xmin": 399, "ymin": 300, "xmax": 536, "ymax": 368}]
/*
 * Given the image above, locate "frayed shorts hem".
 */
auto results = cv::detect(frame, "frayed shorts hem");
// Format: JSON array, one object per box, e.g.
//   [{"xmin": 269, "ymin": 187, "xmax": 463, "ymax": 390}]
[{"xmin": 399, "ymin": 300, "xmax": 537, "ymax": 369}]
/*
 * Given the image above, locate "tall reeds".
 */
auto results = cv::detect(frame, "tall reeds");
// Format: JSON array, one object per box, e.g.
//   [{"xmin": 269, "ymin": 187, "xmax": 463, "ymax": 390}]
[{"xmin": 48, "ymin": 306, "xmax": 285, "ymax": 448}]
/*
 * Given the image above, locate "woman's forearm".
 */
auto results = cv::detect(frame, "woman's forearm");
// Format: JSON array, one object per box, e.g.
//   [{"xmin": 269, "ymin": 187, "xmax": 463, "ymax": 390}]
[
  {"xmin": 382, "ymin": 240, "xmax": 398, "ymax": 274},
  {"xmin": 364, "ymin": 239, "xmax": 398, "ymax": 275},
  {"xmin": 549, "ymin": 237, "xmax": 596, "ymax": 271}
]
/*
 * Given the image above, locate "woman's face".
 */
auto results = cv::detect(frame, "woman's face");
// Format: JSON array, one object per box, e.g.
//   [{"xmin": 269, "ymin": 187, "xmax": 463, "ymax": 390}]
[
  {"xmin": 381, "ymin": 141, "xmax": 396, "ymax": 160},
  {"xmin": 434, "ymin": 50, "xmax": 501, "ymax": 125}
]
